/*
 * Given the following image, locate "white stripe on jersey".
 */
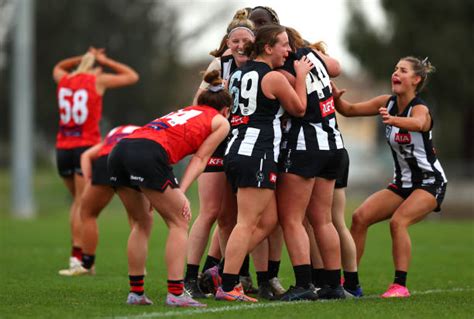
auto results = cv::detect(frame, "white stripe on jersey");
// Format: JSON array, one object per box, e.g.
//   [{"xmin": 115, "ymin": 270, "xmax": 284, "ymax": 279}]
[
  {"xmin": 272, "ymin": 109, "xmax": 283, "ymax": 162},
  {"xmin": 434, "ymin": 160, "xmax": 448, "ymax": 183},
  {"xmin": 310, "ymin": 122, "xmax": 330, "ymax": 150},
  {"xmin": 387, "ymin": 100, "xmax": 395, "ymax": 112},
  {"xmin": 238, "ymin": 127, "xmax": 261, "ymax": 156},
  {"xmin": 225, "ymin": 129, "xmax": 239, "ymax": 156},
  {"xmin": 330, "ymin": 118, "xmax": 344, "ymax": 149},
  {"xmin": 222, "ymin": 59, "xmax": 233, "ymax": 81},
  {"xmin": 296, "ymin": 127, "xmax": 306, "ymax": 151},
  {"xmin": 258, "ymin": 157, "xmax": 264, "ymax": 187}
]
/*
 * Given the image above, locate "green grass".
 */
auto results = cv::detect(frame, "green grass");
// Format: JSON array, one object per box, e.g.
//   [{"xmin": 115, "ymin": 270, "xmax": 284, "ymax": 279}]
[{"xmin": 1, "ymin": 168, "xmax": 474, "ymax": 318}]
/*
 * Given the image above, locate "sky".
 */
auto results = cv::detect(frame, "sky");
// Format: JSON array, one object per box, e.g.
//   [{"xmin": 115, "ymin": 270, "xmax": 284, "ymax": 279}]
[{"xmin": 170, "ymin": 0, "xmax": 387, "ymax": 74}]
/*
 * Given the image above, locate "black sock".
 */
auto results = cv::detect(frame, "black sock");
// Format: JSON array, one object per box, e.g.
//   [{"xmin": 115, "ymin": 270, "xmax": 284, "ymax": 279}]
[
  {"xmin": 185, "ymin": 264, "xmax": 199, "ymax": 281},
  {"xmin": 325, "ymin": 269, "xmax": 341, "ymax": 289},
  {"xmin": 222, "ymin": 273, "xmax": 240, "ymax": 292},
  {"xmin": 343, "ymin": 271, "xmax": 359, "ymax": 291},
  {"xmin": 81, "ymin": 254, "xmax": 95, "ymax": 269},
  {"xmin": 202, "ymin": 255, "xmax": 220, "ymax": 273},
  {"xmin": 256, "ymin": 271, "xmax": 269, "ymax": 286},
  {"xmin": 394, "ymin": 270, "xmax": 407, "ymax": 287},
  {"xmin": 312, "ymin": 268, "xmax": 325, "ymax": 288},
  {"xmin": 268, "ymin": 260, "xmax": 281, "ymax": 279},
  {"xmin": 218, "ymin": 259, "xmax": 225, "ymax": 276},
  {"xmin": 294, "ymin": 264, "xmax": 312, "ymax": 289},
  {"xmin": 239, "ymin": 255, "xmax": 250, "ymax": 276}
]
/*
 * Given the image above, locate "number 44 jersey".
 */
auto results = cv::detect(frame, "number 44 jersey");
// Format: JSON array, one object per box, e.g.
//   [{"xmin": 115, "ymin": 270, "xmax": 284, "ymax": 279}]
[
  {"xmin": 125, "ymin": 105, "xmax": 219, "ymax": 165},
  {"xmin": 385, "ymin": 95, "xmax": 447, "ymax": 187},
  {"xmin": 56, "ymin": 73, "xmax": 103, "ymax": 149}
]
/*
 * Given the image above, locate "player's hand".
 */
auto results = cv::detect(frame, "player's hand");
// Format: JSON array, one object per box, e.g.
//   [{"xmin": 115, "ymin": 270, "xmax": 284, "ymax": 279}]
[
  {"xmin": 181, "ymin": 198, "xmax": 192, "ymax": 221},
  {"xmin": 379, "ymin": 107, "xmax": 393, "ymax": 124},
  {"xmin": 294, "ymin": 55, "xmax": 313, "ymax": 77},
  {"xmin": 331, "ymin": 81, "xmax": 346, "ymax": 99}
]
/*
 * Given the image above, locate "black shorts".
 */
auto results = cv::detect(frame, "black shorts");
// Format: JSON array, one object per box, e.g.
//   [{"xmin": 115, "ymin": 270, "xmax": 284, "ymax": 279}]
[
  {"xmin": 107, "ymin": 138, "xmax": 179, "ymax": 192},
  {"xmin": 335, "ymin": 149, "xmax": 349, "ymax": 189},
  {"xmin": 279, "ymin": 148, "xmax": 346, "ymax": 180},
  {"xmin": 91, "ymin": 155, "xmax": 113, "ymax": 186},
  {"xmin": 387, "ymin": 182, "xmax": 447, "ymax": 212},
  {"xmin": 56, "ymin": 146, "xmax": 91, "ymax": 177},
  {"xmin": 224, "ymin": 154, "xmax": 278, "ymax": 193},
  {"xmin": 204, "ymin": 140, "xmax": 226, "ymax": 173}
]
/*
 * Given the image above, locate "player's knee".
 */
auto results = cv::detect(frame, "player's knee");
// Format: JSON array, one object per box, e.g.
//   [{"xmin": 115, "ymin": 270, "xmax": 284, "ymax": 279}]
[{"xmin": 352, "ymin": 209, "xmax": 368, "ymax": 228}]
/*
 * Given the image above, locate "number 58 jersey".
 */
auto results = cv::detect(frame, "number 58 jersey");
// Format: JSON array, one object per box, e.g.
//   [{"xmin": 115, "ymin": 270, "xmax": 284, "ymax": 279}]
[
  {"xmin": 385, "ymin": 95, "xmax": 447, "ymax": 187},
  {"xmin": 56, "ymin": 73, "xmax": 103, "ymax": 149},
  {"xmin": 226, "ymin": 61, "xmax": 284, "ymax": 163}
]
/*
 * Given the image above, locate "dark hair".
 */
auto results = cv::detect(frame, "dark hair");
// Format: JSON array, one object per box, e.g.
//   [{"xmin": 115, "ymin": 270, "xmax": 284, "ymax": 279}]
[
  {"xmin": 250, "ymin": 6, "xmax": 280, "ymax": 25},
  {"xmin": 210, "ymin": 36, "xmax": 228, "ymax": 57},
  {"xmin": 197, "ymin": 70, "xmax": 232, "ymax": 110},
  {"xmin": 285, "ymin": 26, "xmax": 305, "ymax": 52},
  {"xmin": 401, "ymin": 56, "xmax": 436, "ymax": 92},
  {"xmin": 243, "ymin": 24, "xmax": 286, "ymax": 59}
]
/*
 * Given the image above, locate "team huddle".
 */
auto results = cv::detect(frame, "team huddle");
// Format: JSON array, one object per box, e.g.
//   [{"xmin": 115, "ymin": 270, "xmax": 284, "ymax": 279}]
[{"xmin": 54, "ymin": 6, "xmax": 447, "ymax": 307}]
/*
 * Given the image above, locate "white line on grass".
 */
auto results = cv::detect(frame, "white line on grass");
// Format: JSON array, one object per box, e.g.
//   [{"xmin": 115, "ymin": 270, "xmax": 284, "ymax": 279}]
[{"xmin": 110, "ymin": 287, "xmax": 474, "ymax": 319}]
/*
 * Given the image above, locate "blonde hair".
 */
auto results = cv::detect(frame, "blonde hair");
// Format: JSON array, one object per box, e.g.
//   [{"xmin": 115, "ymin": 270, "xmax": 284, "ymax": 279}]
[
  {"xmin": 401, "ymin": 56, "xmax": 436, "ymax": 92},
  {"xmin": 210, "ymin": 8, "xmax": 255, "ymax": 57},
  {"xmin": 309, "ymin": 41, "xmax": 327, "ymax": 55},
  {"xmin": 73, "ymin": 52, "xmax": 95, "ymax": 74}
]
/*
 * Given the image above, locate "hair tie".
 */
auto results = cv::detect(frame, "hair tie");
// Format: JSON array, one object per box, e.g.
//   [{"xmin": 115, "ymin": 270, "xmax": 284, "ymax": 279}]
[
  {"xmin": 421, "ymin": 56, "xmax": 429, "ymax": 65},
  {"xmin": 208, "ymin": 83, "xmax": 225, "ymax": 93}
]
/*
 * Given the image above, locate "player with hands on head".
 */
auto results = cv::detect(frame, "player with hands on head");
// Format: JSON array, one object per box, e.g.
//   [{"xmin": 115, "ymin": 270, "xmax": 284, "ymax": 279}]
[{"xmin": 55, "ymin": 47, "xmax": 139, "ymax": 275}]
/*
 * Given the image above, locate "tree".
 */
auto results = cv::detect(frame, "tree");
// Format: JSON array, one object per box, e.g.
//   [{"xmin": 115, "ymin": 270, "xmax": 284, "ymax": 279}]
[
  {"xmin": 345, "ymin": 0, "xmax": 474, "ymax": 174},
  {"xmin": 0, "ymin": 0, "xmax": 232, "ymax": 165}
]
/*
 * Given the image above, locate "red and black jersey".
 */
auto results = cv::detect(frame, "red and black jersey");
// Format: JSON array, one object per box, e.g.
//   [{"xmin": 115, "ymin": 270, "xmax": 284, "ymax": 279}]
[
  {"xmin": 55, "ymin": 73, "xmax": 103, "ymax": 149},
  {"xmin": 98, "ymin": 125, "xmax": 141, "ymax": 157},
  {"xmin": 125, "ymin": 105, "xmax": 219, "ymax": 164}
]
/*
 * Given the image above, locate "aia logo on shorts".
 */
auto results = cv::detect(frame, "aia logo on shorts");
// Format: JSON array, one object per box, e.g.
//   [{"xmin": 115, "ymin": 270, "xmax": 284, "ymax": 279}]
[
  {"xmin": 394, "ymin": 133, "xmax": 411, "ymax": 144},
  {"xmin": 319, "ymin": 97, "xmax": 335, "ymax": 117},
  {"xmin": 269, "ymin": 172, "xmax": 277, "ymax": 183}
]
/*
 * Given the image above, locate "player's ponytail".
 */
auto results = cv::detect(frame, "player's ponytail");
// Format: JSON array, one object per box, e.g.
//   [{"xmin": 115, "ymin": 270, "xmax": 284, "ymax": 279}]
[
  {"xmin": 401, "ymin": 56, "xmax": 436, "ymax": 93},
  {"xmin": 197, "ymin": 70, "xmax": 232, "ymax": 111},
  {"xmin": 73, "ymin": 52, "xmax": 95, "ymax": 74}
]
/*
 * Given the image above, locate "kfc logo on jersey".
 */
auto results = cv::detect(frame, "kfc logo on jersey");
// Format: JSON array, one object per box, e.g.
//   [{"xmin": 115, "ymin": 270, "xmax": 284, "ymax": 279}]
[
  {"xmin": 319, "ymin": 97, "xmax": 335, "ymax": 117},
  {"xmin": 231, "ymin": 115, "xmax": 249, "ymax": 126},
  {"xmin": 207, "ymin": 157, "xmax": 224, "ymax": 167},
  {"xmin": 269, "ymin": 172, "xmax": 277, "ymax": 183},
  {"xmin": 395, "ymin": 133, "xmax": 411, "ymax": 144}
]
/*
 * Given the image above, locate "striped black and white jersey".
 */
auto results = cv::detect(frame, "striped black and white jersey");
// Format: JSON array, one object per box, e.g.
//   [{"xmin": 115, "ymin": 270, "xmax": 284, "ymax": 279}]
[
  {"xmin": 220, "ymin": 55, "xmax": 237, "ymax": 81},
  {"xmin": 280, "ymin": 48, "xmax": 344, "ymax": 151},
  {"xmin": 385, "ymin": 95, "xmax": 447, "ymax": 187},
  {"xmin": 225, "ymin": 60, "xmax": 284, "ymax": 162}
]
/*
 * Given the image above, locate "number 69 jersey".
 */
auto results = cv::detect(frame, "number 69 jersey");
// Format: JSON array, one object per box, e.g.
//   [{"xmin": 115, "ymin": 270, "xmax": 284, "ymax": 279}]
[
  {"xmin": 385, "ymin": 95, "xmax": 447, "ymax": 187},
  {"xmin": 226, "ymin": 61, "xmax": 284, "ymax": 162},
  {"xmin": 56, "ymin": 73, "xmax": 103, "ymax": 149},
  {"xmin": 124, "ymin": 105, "xmax": 219, "ymax": 165}
]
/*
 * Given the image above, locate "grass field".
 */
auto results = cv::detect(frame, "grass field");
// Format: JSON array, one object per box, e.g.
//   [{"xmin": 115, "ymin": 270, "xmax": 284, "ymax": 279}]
[{"xmin": 1, "ymin": 169, "xmax": 473, "ymax": 318}]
